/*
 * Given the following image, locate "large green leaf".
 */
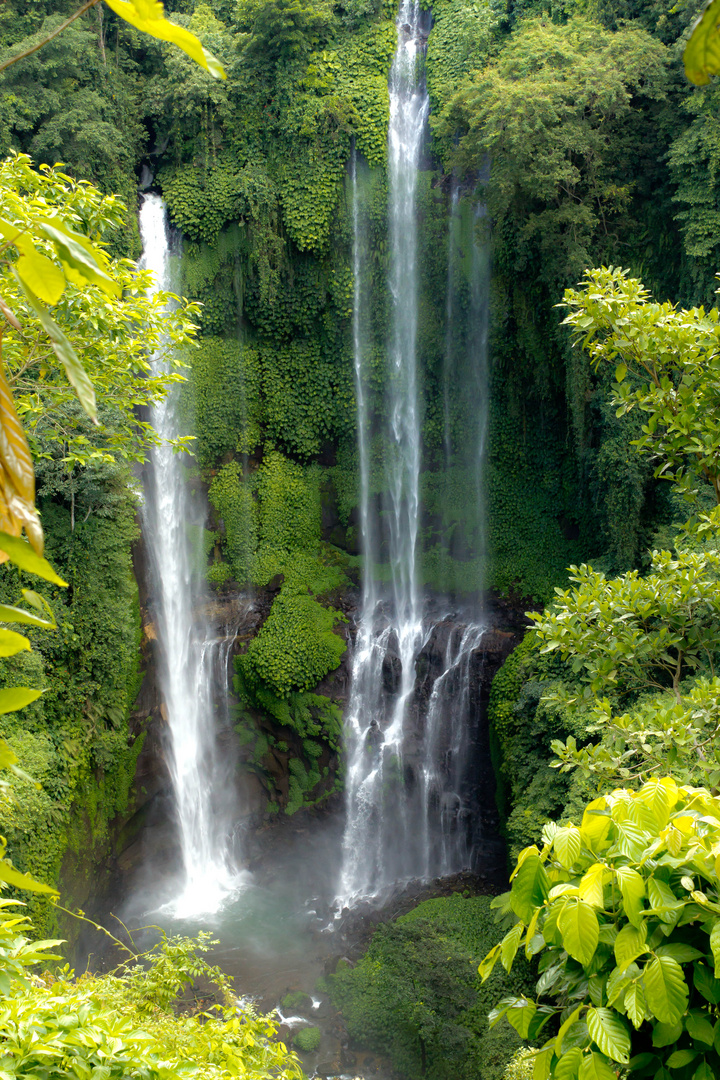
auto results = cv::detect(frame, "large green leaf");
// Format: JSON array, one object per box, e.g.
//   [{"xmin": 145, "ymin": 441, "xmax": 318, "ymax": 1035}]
[
  {"xmin": 0, "ymin": 602, "xmax": 54, "ymax": 629},
  {"xmin": 686, "ymin": 1009, "xmax": 714, "ymax": 1046},
  {"xmin": 506, "ymin": 998, "xmax": 538, "ymax": 1038},
  {"xmin": 0, "ymin": 531, "xmax": 67, "ymax": 585},
  {"xmin": 558, "ymin": 900, "xmax": 600, "ymax": 966},
  {"xmin": 614, "ymin": 866, "xmax": 645, "ymax": 927},
  {"xmin": 578, "ymin": 1051, "xmax": 616, "ymax": 1080},
  {"xmin": 586, "ymin": 1007, "xmax": 631, "ymax": 1064},
  {"xmin": 554, "ymin": 1048, "xmax": 583, "ymax": 1080},
  {"xmin": 0, "ymin": 627, "xmax": 30, "ymax": 656},
  {"xmin": 15, "ymin": 276, "xmax": 97, "ymax": 422},
  {"xmin": 0, "ymin": 858, "xmax": 56, "ymax": 893},
  {"xmin": 684, "ymin": 0, "xmax": 720, "ymax": 85},
  {"xmin": 0, "ymin": 687, "xmax": 43, "ymax": 715},
  {"xmin": 643, "ymin": 956, "xmax": 689, "ymax": 1024},
  {"xmin": 102, "ymin": 0, "xmax": 226, "ymax": 79},
  {"xmin": 36, "ymin": 217, "xmax": 120, "ymax": 298},
  {"xmin": 15, "ymin": 246, "xmax": 65, "ymax": 306},
  {"xmin": 614, "ymin": 922, "xmax": 648, "ymax": 972},
  {"xmin": 554, "ymin": 826, "xmax": 582, "ymax": 870},
  {"xmin": 511, "ymin": 853, "xmax": 550, "ymax": 923}
]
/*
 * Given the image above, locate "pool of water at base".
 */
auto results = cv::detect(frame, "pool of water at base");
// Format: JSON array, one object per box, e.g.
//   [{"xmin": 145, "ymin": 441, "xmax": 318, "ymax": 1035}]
[{"xmin": 97, "ymin": 817, "xmax": 395, "ymax": 1080}]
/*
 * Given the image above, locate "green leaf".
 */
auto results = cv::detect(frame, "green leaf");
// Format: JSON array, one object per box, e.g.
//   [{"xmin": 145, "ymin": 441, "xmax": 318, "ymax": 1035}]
[
  {"xmin": 501, "ymin": 923, "xmax": 524, "ymax": 973},
  {"xmin": 710, "ymin": 920, "xmax": 720, "ymax": 977},
  {"xmin": 0, "ymin": 627, "xmax": 30, "ymax": 656},
  {"xmin": 615, "ymin": 922, "xmax": 648, "ymax": 972},
  {"xmin": 15, "ymin": 245, "xmax": 65, "ymax": 305},
  {"xmin": 652, "ymin": 1020, "xmax": 683, "ymax": 1047},
  {"xmin": 579, "ymin": 864, "xmax": 605, "ymax": 908},
  {"xmin": 479, "ymin": 943, "xmax": 501, "ymax": 983},
  {"xmin": 616, "ymin": 363, "xmax": 627, "ymax": 382},
  {"xmin": 686, "ymin": 1010, "xmax": 715, "ymax": 1046},
  {"xmin": 0, "ymin": 530, "xmax": 67, "ymax": 585},
  {"xmin": 0, "ymin": 858, "xmax": 56, "ymax": 893},
  {"xmin": 615, "ymin": 866, "xmax": 645, "ymax": 927},
  {"xmin": 684, "ymin": 0, "xmax": 720, "ymax": 85},
  {"xmin": 554, "ymin": 1048, "xmax": 583, "ymax": 1080},
  {"xmin": 624, "ymin": 983, "xmax": 649, "ymax": 1029},
  {"xmin": 693, "ymin": 1061, "xmax": 714, "ymax": 1080},
  {"xmin": 578, "ymin": 1051, "xmax": 616, "ymax": 1080},
  {"xmin": 506, "ymin": 998, "xmax": 538, "ymax": 1038},
  {"xmin": 36, "ymin": 217, "xmax": 120, "ymax": 298},
  {"xmin": 533, "ymin": 1046, "xmax": 553, "ymax": 1080},
  {"xmin": 479, "ymin": 941, "xmax": 500, "ymax": 984},
  {"xmin": 643, "ymin": 956, "xmax": 689, "ymax": 1025},
  {"xmin": 14, "ymin": 274, "xmax": 97, "ymax": 422},
  {"xmin": 694, "ymin": 964, "xmax": 720, "ymax": 1004},
  {"xmin": 554, "ymin": 826, "xmax": 582, "ymax": 870},
  {"xmin": 102, "ymin": 0, "xmax": 226, "ymax": 79},
  {"xmin": 665, "ymin": 1048, "xmax": 699, "ymax": 1068},
  {"xmin": 510, "ymin": 853, "xmax": 550, "ymax": 923},
  {"xmin": 587, "ymin": 1007, "xmax": 631, "ymax": 1064},
  {"xmin": 558, "ymin": 900, "xmax": 600, "ymax": 966},
  {"xmin": 555, "ymin": 1005, "xmax": 585, "ymax": 1057},
  {"xmin": 0, "ymin": 602, "xmax": 54, "ymax": 629},
  {"xmin": 0, "ymin": 687, "xmax": 42, "ymax": 714}
]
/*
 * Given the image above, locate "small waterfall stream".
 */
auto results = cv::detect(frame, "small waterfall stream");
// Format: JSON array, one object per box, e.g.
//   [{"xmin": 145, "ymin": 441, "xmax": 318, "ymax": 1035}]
[{"xmin": 139, "ymin": 194, "xmax": 238, "ymax": 917}]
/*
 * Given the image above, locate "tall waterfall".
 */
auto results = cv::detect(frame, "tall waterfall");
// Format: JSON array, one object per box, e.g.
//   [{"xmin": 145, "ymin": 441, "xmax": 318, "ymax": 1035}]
[
  {"xmin": 139, "ymin": 195, "xmax": 238, "ymax": 918},
  {"xmin": 339, "ymin": 1, "xmax": 486, "ymax": 908}
]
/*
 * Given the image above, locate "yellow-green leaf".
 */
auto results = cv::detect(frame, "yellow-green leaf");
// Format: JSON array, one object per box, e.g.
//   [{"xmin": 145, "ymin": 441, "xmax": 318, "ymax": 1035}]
[
  {"xmin": 15, "ymin": 247, "xmax": 65, "ymax": 306},
  {"xmin": 0, "ymin": 531, "xmax": 67, "ymax": 585},
  {"xmin": 14, "ymin": 274, "xmax": 97, "ymax": 422},
  {"xmin": 0, "ymin": 627, "xmax": 30, "ymax": 656},
  {"xmin": 554, "ymin": 825, "xmax": 582, "ymax": 870},
  {"xmin": 0, "ymin": 857, "xmax": 56, "ymax": 894},
  {"xmin": 0, "ymin": 687, "xmax": 42, "ymax": 714},
  {"xmin": 684, "ymin": 0, "xmax": 720, "ymax": 85},
  {"xmin": 615, "ymin": 922, "xmax": 648, "ymax": 972},
  {"xmin": 587, "ymin": 1006, "xmax": 631, "ymax": 1064},
  {"xmin": 558, "ymin": 900, "xmax": 599, "ymax": 965},
  {"xmin": 102, "ymin": 0, "xmax": 226, "ymax": 79}
]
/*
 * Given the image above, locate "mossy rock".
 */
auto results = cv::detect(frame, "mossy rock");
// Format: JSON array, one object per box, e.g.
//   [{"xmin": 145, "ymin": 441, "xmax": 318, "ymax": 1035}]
[
  {"xmin": 282, "ymin": 990, "xmax": 312, "ymax": 1013},
  {"xmin": 293, "ymin": 1026, "xmax": 321, "ymax": 1053}
]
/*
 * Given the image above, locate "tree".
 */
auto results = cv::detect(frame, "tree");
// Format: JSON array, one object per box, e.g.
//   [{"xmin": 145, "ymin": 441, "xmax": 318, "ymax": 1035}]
[
  {"xmin": 563, "ymin": 266, "xmax": 720, "ymax": 507},
  {"xmin": 482, "ymin": 779, "xmax": 720, "ymax": 1080}
]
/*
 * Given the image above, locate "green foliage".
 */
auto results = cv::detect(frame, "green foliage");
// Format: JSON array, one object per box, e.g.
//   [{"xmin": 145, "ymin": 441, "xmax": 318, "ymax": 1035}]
[
  {"xmin": 184, "ymin": 335, "xmax": 261, "ymax": 465},
  {"xmin": 482, "ymin": 779, "xmax": 720, "ymax": 1080},
  {"xmin": 240, "ymin": 592, "xmax": 345, "ymax": 697},
  {"xmin": 293, "ymin": 1025, "xmax": 321, "ymax": 1051},
  {"xmin": 563, "ymin": 266, "xmax": 720, "ymax": 507},
  {"xmin": 0, "ymin": 910, "xmax": 303, "ymax": 1079},
  {"xmin": 331, "ymin": 895, "xmax": 534, "ymax": 1080}
]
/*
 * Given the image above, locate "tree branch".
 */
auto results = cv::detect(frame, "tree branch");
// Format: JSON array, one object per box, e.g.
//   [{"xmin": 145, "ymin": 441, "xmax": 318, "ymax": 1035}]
[{"xmin": 0, "ymin": 0, "xmax": 101, "ymax": 74}]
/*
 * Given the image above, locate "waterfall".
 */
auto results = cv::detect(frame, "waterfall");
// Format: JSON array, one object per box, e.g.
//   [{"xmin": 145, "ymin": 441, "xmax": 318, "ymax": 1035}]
[
  {"xmin": 139, "ymin": 194, "xmax": 238, "ymax": 918},
  {"xmin": 337, "ymin": 3, "xmax": 494, "ymax": 911}
]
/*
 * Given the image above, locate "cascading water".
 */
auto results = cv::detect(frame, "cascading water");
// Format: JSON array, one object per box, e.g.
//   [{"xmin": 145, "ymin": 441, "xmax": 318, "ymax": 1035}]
[
  {"xmin": 139, "ymin": 194, "xmax": 239, "ymax": 918},
  {"xmin": 337, "ymin": 4, "xmax": 494, "ymax": 910}
]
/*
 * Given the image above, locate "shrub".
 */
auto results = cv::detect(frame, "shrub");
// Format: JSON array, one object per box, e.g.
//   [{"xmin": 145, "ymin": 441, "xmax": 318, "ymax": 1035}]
[{"xmin": 482, "ymin": 778, "xmax": 720, "ymax": 1080}]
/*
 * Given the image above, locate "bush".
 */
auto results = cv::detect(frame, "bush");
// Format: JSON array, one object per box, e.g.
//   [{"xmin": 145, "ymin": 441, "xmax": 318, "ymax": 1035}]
[
  {"xmin": 293, "ymin": 1025, "xmax": 321, "ymax": 1052},
  {"xmin": 482, "ymin": 778, "xmax": 720, "ymax": 1079},
  {"xmin": 330, "ymin": 895, "xmax": 533, "ymax": 1080}
]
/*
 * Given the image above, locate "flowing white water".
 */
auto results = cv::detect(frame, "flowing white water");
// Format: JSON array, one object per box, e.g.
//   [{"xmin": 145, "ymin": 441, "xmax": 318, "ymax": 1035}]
[
  {"xmin": 139, "ymin": 194, "xmax": 238, "ymax": 918},
  {"xmin": 337, "ymin": 6, "xmax": 494, "ymax": 910}
]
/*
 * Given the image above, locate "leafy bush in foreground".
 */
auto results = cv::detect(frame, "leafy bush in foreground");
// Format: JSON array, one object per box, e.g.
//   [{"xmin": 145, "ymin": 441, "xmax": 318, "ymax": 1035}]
[{"xmin": 483, "ymin": 778, "xmax": 720, "ymax": 1080}]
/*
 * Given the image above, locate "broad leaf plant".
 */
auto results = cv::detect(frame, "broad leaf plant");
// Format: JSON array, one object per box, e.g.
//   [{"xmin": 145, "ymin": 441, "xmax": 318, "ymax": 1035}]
[{"xmin": 482, "ymin": 779, "xmax": 720, "ymax": 1080}]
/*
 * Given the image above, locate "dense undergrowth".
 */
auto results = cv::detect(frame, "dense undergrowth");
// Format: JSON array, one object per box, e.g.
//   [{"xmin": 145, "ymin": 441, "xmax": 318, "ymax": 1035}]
[{"xmin": 330, "ymin": 894, "xmax": 534, "ymax": 1080}]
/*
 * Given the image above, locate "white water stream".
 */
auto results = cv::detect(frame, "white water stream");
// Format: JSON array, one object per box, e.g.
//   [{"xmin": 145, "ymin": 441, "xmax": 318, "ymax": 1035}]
[
  {"xmin": 337, "ymin": 3, "xmax": 491, "ymax": 909},
  {"xmin": 139, "ymin": 195, "xmax": 239, "ymax": 917}
]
